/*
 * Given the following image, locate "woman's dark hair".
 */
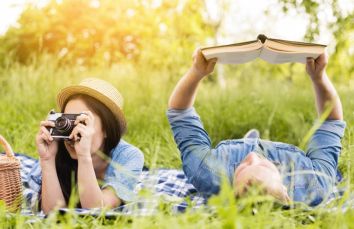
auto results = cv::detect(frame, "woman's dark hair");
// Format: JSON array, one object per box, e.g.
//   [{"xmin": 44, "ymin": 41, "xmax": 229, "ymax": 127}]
[{"xmin": 40, "ymin": 94, "xmax": 125, "ymax": 208}]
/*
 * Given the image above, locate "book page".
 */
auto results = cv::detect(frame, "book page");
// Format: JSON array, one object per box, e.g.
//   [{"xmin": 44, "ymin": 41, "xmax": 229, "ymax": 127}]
[
  {"xmin": 202, "ymin": 40, "xmax": 263, "ymax": 64},
  {"xmin": 259, "ymin": 47, "xmax": 321, "ymax": 64},
  {"xmin": 204, "ymin": 49, "xmax": 263, "ymax": 64},
  {"xmin": 268, "ymin": 38, "xmax": 326, "ymax": 47},
  {"xmin": 264, "ymin": 39, "xmax": 325, "ymax": 54}
]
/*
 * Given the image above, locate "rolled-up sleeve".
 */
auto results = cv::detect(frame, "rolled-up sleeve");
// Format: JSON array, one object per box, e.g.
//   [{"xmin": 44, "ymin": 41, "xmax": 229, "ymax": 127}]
[
  {"xmin": 306, "ymin": 120, "xmax": 346, "ymax": 185},
  {"xmin": 167, "ymin": 107, "xmax": 212, "ymax": 156},
  {"xmin": 102, "ymin": 141, "xmax": 144, "ymax": 203},
  {"xmin": 167, "ymin": 108, "xmax": 223, "ymax": 195}
]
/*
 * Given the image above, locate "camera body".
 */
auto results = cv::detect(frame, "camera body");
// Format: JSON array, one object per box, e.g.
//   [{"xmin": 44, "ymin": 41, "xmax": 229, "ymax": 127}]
[{"xmin": 47, "ymin": 110, "xmax": 81, "ymax": 139}]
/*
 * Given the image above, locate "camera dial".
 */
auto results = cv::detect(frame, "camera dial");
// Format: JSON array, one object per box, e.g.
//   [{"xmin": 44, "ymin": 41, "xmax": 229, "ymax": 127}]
[{"xmin": 55, "ymin": 116, "xmax": 73, "ymax": 134}]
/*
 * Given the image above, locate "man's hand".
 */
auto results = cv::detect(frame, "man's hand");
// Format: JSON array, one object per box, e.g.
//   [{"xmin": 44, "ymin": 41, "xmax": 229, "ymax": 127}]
[
  {"xmin": 306, "ymin": 51, "xmax": 328, "ymax": 81},
  {"xmin": 306, "ymin": 51, "xmax": 343, "ymax": 120},
  {"xmin": 190, "ymin": 48, "xmax": 217, "ymax": 80},
  {"xmin": 168, "ymin": 48, "xmax": 217, "ymax": 109}
]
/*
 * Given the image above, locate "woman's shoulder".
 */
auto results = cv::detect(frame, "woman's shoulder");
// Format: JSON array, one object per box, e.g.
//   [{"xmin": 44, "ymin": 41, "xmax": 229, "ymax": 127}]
[{"xmin": 110, "ymin": 139, "xmax": 144, "ymax": 162}]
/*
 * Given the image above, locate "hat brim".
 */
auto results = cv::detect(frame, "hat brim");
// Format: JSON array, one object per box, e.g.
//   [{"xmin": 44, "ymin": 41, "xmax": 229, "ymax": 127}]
[{"xmin": 56, "ymin": 85, "xmax": 127, "ymax": 132}]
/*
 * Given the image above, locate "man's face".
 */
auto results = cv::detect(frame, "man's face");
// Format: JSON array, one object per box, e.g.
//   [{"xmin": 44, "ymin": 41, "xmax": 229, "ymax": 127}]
[{"xmin": 233, "ymin": 152, "xmax": 290, "ymax": 202}]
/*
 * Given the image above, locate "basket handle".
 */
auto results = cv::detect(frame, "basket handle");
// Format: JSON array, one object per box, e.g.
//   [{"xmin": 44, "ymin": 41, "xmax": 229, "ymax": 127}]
[{"xmin": 0, "ymin": 135, "xmax": 15, "ymax": 158}]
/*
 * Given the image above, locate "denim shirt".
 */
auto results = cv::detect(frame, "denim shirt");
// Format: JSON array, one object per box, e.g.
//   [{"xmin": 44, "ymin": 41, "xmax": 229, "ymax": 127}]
[
  {"xmin": 101, "ymin": 140, "xmax": 144, "ymax": 202},
  {"xmin": 28, "ymin": 139, "xmax": 144, "ymax": 203},
  {"xmin": 167, "ymin": 107, "xmax": 346, "ymax": 206}
]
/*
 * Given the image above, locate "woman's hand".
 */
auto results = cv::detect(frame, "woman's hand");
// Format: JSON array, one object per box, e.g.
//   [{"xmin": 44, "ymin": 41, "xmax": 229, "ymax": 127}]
[
  {"xmin": 190, "ymin": 48, "xmax": 217, "ymax": 80},
  {"xmin": 36, "ymin": 121, "xmax": 58, "ymax": 162},
  {"xmin": 306, "ymin": 51, "xmax": 328, "ymax": 82},
  {"xmin": 69, "ymin": 111, "xmax": 95, "ymax": 159}
]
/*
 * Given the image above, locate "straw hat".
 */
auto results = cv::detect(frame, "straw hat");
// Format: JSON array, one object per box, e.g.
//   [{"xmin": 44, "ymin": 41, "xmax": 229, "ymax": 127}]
[{"xmin": 56, "ymin": 78, "xmax": 126, "ymax": 131}]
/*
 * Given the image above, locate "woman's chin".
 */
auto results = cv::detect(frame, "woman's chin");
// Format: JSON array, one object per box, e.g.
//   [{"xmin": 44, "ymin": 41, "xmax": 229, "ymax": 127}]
[
  {"xmin": 69, "ymin": 152, "xmax": 78, "ymax": 159},
  {"xmin": 64, "ymin": 141, "xmax": 78, "ymax": 159}
]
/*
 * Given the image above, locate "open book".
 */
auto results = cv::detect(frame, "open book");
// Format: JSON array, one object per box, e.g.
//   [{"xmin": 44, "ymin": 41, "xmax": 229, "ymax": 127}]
[{"xmin": 201, "ymin": 34, "xmax": 326, "ymax": 64}]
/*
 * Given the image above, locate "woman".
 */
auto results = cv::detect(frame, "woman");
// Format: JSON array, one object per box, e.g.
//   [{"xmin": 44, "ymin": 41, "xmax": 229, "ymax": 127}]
[{"xmin": 34, "ymin": 78, "xmax": 144, "ymax": 214}]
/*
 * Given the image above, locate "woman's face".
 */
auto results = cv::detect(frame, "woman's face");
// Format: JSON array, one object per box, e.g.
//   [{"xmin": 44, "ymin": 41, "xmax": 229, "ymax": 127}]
[
  {"xmin": 233, "ymin": 152, "xmax": 290, "ymax": 202},
  {"xmin": 63, "ymin": 98, "xmax": 106, "ymax": 159}
]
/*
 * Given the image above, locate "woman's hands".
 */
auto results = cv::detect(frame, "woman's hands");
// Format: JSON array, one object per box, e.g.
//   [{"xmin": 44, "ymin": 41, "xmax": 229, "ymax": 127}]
[
  {"xmin": 36, "ymin": 111, "xmax": 96, "ymax": 161},
  {"xmin": 36, "ymin": 121, "xmax": 58, "ymax": 162},
  {"xmin": 69, "ymin": 111, "xmax": 95, "ymax": 159}
]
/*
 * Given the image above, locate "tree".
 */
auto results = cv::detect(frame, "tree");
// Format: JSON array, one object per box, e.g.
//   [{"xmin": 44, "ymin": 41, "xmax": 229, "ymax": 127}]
[
  {"xmin": 278, "ymin": 0, "xmax": 354, "ymax": 81},
  {"xmin": 0, "ymin": 0, "xmax": 213, "ymax": 72}
]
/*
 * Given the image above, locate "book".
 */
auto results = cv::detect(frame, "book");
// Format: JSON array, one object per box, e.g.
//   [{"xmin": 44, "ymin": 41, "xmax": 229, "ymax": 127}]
[{"xmin": 201, "ymin": 34, "xmax": 326, "ymax": 64}]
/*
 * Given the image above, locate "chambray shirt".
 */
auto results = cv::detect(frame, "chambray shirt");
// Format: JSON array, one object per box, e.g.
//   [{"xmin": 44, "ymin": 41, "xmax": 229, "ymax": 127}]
[
  {"xmin": 167, "ymin": 107, "xmax": 346, "ymax": 206},
  {"xmin": 28, "ymin": 139, "xmax": 144, "ymax": 203}
]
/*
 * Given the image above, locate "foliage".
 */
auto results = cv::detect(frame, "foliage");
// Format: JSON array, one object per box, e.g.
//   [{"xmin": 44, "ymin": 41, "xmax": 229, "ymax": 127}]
[
  {"xmin": 0, "ymin": 0, "xmax": 212, "ymax": 72},
  {"xmin": 278, "ymin": 0, "xmax": 354, "ymax": 81},
  {"xmin": 0, "ymin": 0, "xmax": 352, "ymax": 82},
  {"xmin": 0, "ymin": 0, "xmax": 353, "ymax": 227},
  {"xmin": 0, "ymin": 57, "xmax": 353, "ymax": 227}
]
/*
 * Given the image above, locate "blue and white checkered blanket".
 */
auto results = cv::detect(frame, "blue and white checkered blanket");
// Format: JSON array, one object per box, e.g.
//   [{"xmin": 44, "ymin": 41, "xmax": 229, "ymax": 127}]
[
  {"xmin": 13, "ymin": 154, "xmax": 354, "ymax": 217},
  {"xmin": 16, "ymin": 154, "xmax": 207, "ymax": 216}
]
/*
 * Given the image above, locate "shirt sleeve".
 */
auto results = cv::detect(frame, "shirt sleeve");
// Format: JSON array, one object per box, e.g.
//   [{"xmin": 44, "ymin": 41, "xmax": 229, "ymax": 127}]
[
  {"xmin": 306, "ymin": 119, "xmax": 346, "ymax": 185},
  {"xmin": 167, "ymin": 108, "xmax": 224, "ymax": 196},
  {"xmin": 166, "ymin": 107, "xmax": 212, "ymax": 158},
  {"xmin": 102, "ymin": 140, "xmax": 144, "ymax": 203}
]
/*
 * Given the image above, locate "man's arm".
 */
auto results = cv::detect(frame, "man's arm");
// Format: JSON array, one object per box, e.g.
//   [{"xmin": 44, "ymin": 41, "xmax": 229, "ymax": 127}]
[
  {"xmin": 167, "ymin": 49, "xmax": 219, "ymax": 195},
  {"xmin": 305, "ymin": 52, "xmax": 345, "ymax": 202},
  {"xmin": 306, "ymin": 52, "xmax": 343, "ymax": 120},
  {"xmin": 168, "ymin": 49, "xmax": 217, "ymax": 109}
]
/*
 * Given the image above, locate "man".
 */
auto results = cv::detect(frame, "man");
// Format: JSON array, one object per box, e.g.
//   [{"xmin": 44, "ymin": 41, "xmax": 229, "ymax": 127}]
[{"xmin": 167, "ymin": 49, "xmax": 345, "ymax": 206}]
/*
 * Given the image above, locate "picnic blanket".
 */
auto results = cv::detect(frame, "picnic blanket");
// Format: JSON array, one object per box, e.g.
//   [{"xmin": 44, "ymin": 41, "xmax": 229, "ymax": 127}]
[
  {"xmin": 17, "ymin": 153, "xmax": 207, "ymax": 217},
  {"xmin": 11, "ymin": 154, "xmax": 354, "ymax": 217}
]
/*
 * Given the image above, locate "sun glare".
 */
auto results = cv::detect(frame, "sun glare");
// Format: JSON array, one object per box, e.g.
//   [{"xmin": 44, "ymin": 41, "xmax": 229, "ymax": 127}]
[{"xmin": 0, "ymin": 0, "xmax": 352, "ymax": 41}]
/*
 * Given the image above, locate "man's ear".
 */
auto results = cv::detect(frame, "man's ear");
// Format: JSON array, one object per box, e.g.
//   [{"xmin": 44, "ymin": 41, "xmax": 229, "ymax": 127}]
[
  {"xmin": 280, "ymin": 185, "xmax": 291, "ymax": 203},
  {"xmin": 267, "ymin": 183, "xmax": 291, "ymax": 204}
]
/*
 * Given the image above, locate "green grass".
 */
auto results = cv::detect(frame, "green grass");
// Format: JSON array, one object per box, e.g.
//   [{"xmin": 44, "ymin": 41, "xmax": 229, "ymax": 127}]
[{"xmin": 0, "ymin": 57, "xmax": 353, "ymax": 227}]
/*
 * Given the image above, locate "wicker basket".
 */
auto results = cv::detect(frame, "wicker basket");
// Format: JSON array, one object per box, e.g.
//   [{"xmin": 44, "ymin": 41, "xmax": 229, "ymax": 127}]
[{"xmin": 0, "ymin": 135, "xmax": 22, "ymax": 212}]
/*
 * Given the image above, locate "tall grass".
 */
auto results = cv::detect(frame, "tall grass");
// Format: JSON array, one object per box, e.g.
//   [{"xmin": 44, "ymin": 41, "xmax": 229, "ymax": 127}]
[{"xmin": 0, "ymin": 57, "xmax": 353, "ymax": 227}]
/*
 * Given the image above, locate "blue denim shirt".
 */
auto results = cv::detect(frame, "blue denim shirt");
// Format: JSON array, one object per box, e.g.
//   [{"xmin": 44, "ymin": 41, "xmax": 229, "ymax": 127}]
[
  {"xmin": 101, "ymin": 140, "xmax": 144, "ymax": 202},
  {"xmin": 28, "ymin": 139, "xmax": 144, "ymax": 203},
  {"xmin": 167, "ymin": 107, "xmax": 346, "ymax": 206}
]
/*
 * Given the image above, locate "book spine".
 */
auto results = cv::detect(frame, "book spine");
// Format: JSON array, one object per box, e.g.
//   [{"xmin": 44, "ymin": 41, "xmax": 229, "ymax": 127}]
[{"xmin": 257, "ymin": 34, "xmax": 268, "ymax": 44}]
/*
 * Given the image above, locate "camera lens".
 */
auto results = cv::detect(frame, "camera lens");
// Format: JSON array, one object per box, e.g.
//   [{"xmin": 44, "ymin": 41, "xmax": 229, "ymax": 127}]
[{"xmin": 55, "ymin": 117, "xmax": 72, "ymax": 134}]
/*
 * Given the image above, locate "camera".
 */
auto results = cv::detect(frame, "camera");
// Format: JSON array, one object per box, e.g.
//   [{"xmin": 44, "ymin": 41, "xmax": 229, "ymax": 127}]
[{"xmin": 47, "ymin": 110, "xmax": 81, "ymax": 139}]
